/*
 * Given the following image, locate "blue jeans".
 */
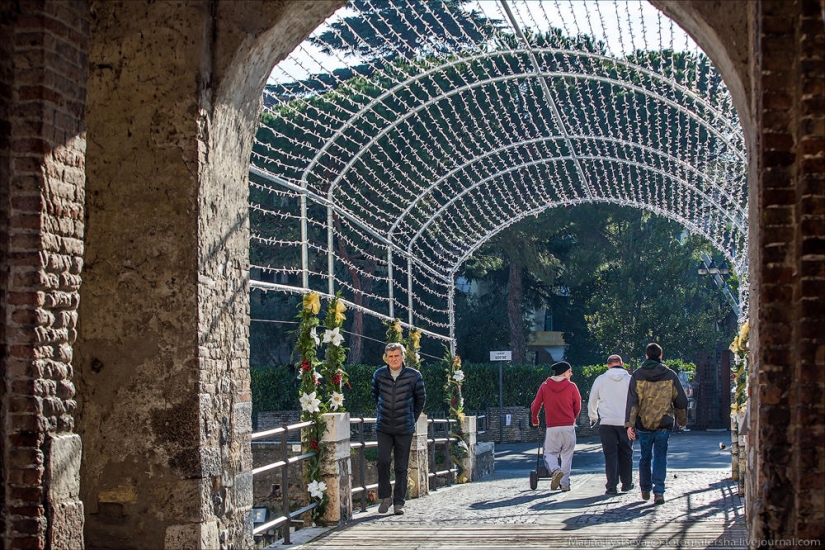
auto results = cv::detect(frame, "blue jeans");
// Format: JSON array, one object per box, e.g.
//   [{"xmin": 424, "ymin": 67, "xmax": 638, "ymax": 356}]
[{"xmin": 637, "ymin": 429, "xmax": 670, "ymax": 495}]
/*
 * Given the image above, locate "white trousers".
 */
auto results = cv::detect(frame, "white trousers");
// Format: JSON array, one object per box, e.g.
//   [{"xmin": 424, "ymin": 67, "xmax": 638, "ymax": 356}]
[{"xmin": 543, "ymin": 425, "xmax": 577, "ymax": 487}]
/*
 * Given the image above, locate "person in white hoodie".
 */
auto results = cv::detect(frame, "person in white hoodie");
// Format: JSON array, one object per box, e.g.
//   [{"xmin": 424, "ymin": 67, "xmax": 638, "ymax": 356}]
[{"xmin": 588, "ymin": 354, "xmax": 633, "ymax": 495}]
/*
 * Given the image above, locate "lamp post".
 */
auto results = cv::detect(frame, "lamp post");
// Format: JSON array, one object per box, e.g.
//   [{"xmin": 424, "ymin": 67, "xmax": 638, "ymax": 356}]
[{"xmin": 697, "ymin": 253, "xmax": 739, "ymax": 317}]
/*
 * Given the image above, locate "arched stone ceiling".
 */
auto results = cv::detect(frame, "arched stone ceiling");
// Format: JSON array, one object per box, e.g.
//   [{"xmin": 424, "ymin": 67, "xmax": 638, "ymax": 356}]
[{"xmin": 249, "ymin": 0, "xmax": 748, "ymax": 338}]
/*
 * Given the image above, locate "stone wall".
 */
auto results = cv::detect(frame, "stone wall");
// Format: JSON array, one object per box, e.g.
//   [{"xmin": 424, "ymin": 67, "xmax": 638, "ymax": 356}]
[{"xmin": 482, "ymin": 406, "xmax": 598, "ymax": 444}]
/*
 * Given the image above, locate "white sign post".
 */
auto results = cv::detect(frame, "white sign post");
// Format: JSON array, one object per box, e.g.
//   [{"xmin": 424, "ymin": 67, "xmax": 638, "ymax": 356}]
[{"xmin": 490, "ymin": 351, "xmax": 512, "ymax": 444}]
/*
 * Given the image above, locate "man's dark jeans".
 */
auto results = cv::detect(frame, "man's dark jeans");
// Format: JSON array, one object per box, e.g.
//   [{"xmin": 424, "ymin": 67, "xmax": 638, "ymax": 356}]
[
  {"xmin": 637, "ymin": 428, "xmax": 671, "ymax": 495},
  {"xmin": 377, "ymin": 431, "xmax": 414, "ymax": 506},
  {"xmin": 598, "ymin": 424, "xmax": 633, "ymax": 491}
]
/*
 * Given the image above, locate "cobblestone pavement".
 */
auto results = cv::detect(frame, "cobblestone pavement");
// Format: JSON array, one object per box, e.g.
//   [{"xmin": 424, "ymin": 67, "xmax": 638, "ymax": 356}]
[
  {"xmin": 361, "ymin": 469, "xmax": 744, "ymax": 527},
  {"xmin": 284, "ymin": 434, "xmax": 748, "ymax": 549}
]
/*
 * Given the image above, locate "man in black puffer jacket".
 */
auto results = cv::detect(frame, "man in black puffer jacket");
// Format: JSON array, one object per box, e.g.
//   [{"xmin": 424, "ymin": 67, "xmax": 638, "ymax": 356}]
[{"xmin": 372, "ymin": 342, "xmax": 426, "ymax": 515}]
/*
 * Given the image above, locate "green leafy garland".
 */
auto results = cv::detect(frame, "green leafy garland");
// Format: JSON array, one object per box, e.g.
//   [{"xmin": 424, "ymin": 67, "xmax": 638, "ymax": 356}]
[
  {"xmin": 320, "ymin": 292, "xmax": 349, "ymax": 412},
  {"xmin": 385, "ymin": 317, "xmax": 403, "ymax": 344},
  {"xmin": 443, "ymin": 346, "xmax": 470, "ymax": 483},
  {"xmin": 404, "ymin": 328, "xmax": 422, "ymax": 368},
  {"xmin": 295, "ymin": 293, "xmax": 327, "ymax": 521},
  {"xmin": 729, "ymin": 320, "xmax": 749, "ymax": 414}
]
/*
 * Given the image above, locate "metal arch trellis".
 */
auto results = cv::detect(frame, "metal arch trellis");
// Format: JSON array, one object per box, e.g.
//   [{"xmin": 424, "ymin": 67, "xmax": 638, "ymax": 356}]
[{"xmin": 248, "ymin": 0, "xmax": 750, "ymax": 352}]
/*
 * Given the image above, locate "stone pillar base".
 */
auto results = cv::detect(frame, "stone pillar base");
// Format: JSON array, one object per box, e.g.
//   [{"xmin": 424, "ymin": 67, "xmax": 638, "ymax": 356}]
[
  {"xmin": 407, "ymin": 414, "xmax": 430, "ymax": 498},
  {"xmin": 320, "ymin": 413, "xmax": 353, "ymax": 525}
]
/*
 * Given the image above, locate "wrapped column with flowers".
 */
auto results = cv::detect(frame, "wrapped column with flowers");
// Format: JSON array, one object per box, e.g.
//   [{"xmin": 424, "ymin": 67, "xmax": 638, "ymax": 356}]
[
  {"xmin": 295, "ymin": 293, "xmax": 327, "ymax": 522},
  {"xmin": 443, "ymin": 346, "xmax": 470, "ymax": 483},
  {"xmin": 320, "ymin": 292, "xmax": 349, "ymax": 413},
  {"xmin": 729, "ymin": 319, "xmax": 749, "ymax": 496}
]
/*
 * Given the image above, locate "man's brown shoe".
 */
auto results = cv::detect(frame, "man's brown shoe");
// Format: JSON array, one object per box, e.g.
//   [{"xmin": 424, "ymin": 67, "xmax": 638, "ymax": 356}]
[
  {"xmin": 654, "ymin": 494, "xmax": 665, "ymax": 505},
  {"xmin": 550, "ymin": 469, "xmax": 564, "ymax": 490},
  {"xmin": 378, "ymin": 498, "xmax": 392, "ymax": 513},
  {"xmin": 641, "ymin": 490, "xmax": 650, "ymax": 501}
]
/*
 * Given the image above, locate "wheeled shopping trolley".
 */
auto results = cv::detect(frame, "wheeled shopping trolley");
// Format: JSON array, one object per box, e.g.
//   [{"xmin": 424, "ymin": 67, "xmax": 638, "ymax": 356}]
[
  {"xmin": 529, "ymin": 417, "xmax": 552, "ymax": 490},
  {"xmin": 529, "ymin": 439, "xmax": 552, "ymax": 490}
]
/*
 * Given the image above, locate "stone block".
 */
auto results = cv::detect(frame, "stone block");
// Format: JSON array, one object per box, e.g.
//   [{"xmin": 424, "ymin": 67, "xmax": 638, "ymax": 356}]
[
  {"xmin": 200, "ymin": 446, "xmax": 222, "ymax": 478},
  {"xmin": 164, "ymin": 521, "xmax": 219, "ymax": 550},
  {"xmin": 45, "ymin": 434, "xmax": 81, "ymax": 502},
  {"xmin": 47, "ymin": 500, "xmax": 84, "ymax": 549},
  {"xmin": 234, "ymin": 471, "xmax": 254, "ymax": 508},
  {"xmin": 473, "ymin": 441, "xmax": 496, "ymax": 480},
  {"xmin": 234, "ymin": 401, "xmax": 252, "ymax": 435},
  {"xmin": 321, "ymin": 412, "xmax": 350, "ymax": 445}
]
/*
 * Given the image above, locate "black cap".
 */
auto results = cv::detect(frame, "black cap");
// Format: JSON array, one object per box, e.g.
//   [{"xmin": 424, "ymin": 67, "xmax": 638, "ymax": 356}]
[{"xmin": 551, "ymin": 361, "xmax": 571, "ymax": 376}]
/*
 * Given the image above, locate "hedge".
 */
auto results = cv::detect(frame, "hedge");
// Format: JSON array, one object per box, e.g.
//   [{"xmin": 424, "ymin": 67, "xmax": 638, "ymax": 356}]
[{"xmin": 251, "ymin": 360, "xmax": 695, "ymax": 417}]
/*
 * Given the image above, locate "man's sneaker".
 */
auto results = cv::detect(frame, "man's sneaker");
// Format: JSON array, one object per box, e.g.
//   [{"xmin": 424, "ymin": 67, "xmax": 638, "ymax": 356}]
[
  {"xmin": 550, "ymin": 469, "xmax": 564, "ymax": 490},
  {"xmin": 621, "ymin": 483, "xmax": 635, "ymax": 492},
  {"xmin": 394, "ymin": 505, "xmax": 404, "ymax": 515},
  {"xmin": 605, "ymin": 488, "xmax": 618, "ymax": 495},
  {"xmin": 378, "ymin": 497, "xmax": 392, "ymax": 513},
  {"xmin": 641, "ymin": 490, "xmax": 651, "ymax": 501},
  {"xmin": 560, "ymin": 485, "xmax": 571, "ymax": 492},
  {"xmin": 654, "ymin": 494, "xmax": 665, "ymax": 505}
]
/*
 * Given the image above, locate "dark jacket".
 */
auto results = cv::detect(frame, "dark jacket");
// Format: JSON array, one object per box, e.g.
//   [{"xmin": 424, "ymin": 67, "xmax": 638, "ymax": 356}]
[
  {"xmin": 625, "ymin": 359, "xmax": 688, "ymax": 431},
  {"xmin": 372, "ymin": 365, "xmax": 426, "ymax": 435}
]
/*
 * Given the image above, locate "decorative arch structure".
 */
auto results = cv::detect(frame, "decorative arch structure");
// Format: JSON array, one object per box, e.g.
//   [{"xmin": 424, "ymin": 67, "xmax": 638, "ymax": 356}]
[{"xmin": 249, "ymin": 0, "xmax": 749, "ymax": 345}]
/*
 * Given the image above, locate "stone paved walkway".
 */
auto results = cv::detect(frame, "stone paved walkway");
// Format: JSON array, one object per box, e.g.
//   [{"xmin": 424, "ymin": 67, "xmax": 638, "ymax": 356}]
[{"xmin": 274, "ymin": 432, "xmax": 748, "ymax": 549}]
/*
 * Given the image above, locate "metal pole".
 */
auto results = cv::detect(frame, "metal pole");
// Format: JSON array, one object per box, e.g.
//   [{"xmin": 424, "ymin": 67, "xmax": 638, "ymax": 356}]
[
  {"xmin": 407, "ymin": 256, "xmax": 414, "ymax": 327},
  {"xmin": 448, "ymin": 282, "xmax": 456, "ymax": 355},
  {"xmin": 300, "ymin": 194, "xmax": 308, "ymax": 289},
  {"xmin": 327, "ymin": 205, "xmax": 335, "ymax": 296},
  {"xmin": 388, "ymin": 248, "xmax": 394, "ymax": 319},
  {"xmin": 281, "ymin": 424, "xmax": 291, "ymax": 545},
  {"xmin": 499, "ymin": 362, "xmax": 504, "ymax": 445}
]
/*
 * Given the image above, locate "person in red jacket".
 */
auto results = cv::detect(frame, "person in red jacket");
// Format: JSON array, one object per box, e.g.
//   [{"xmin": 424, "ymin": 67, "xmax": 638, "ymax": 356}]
[{"xmin": 531, "ymin": 361, "xmax": 582, "ymax": 491}]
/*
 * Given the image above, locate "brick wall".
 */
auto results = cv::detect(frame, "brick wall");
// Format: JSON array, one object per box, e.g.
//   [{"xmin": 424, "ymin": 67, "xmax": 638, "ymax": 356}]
[
  {"xmin": 1, "ymin": 2, "xmax": 13, "ymax": 542},
  {"xmin": 1, "ymin": 1, "xmax": 89, "ymax": 548},
  {"xmin": 752, "ymin": 0, "xmax": 825, "ymax": 542}
]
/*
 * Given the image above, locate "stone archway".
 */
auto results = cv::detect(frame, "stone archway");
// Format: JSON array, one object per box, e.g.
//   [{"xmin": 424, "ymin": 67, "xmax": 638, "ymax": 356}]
[{"xmin": 1, "ymin": 1, "xmax": 822, "ymax": 548}]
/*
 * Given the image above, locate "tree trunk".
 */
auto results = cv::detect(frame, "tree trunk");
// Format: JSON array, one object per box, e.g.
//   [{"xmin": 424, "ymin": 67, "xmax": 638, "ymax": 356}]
[{"xmin": 508, "ymin": 260, "xmax": 526, "ymax": 364}]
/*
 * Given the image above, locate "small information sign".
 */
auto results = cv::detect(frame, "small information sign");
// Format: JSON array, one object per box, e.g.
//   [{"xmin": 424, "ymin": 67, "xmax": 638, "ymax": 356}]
[{"xmin": 490, "ymin": 350, "xmax": 512, "ymax": 361}]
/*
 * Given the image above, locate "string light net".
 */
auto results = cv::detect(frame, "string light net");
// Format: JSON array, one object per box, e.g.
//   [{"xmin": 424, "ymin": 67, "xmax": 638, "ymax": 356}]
[{"xmin": 249, "ymin": 0, "xmax": 748, "ymax": 344}]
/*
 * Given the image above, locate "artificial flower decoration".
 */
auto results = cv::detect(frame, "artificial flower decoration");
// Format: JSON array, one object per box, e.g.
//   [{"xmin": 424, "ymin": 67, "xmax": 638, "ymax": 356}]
[
  {"xmin": 409, "ymin": 329, "xmax": 421, "ymax": 348},
  {"xmin": 307, "ymin": 480, "xmax": 327, "ymax": 500},
  {"xmin": 310, "ymin": 327, "xmax": 320, "ymax": 346},
  {"xmin": 300, "ymin": 391, "xmax": 321, "ymax": 413},
  {"xmin": 322, "ymin": 327, "xmax": 344, "ymax": 347},
  {"xmin": 330, "ymin": 391, "xmax": 344, "ymax": 411},
  {"xmin": 391, "ymin": 320, "xmax": 402, "ymax": 336},
  {"xmin": 452, "ymin": 355, "xmax": 462, "ymax": 368},
  {"xmin": 452, "ymin": 369, "xmax": 465, "ymax": 383},
  {"xmin": 333, "ymin": 300, "xmax": 347, "ymax": 324},
  {"xmin": 303, "ymin": 292, "xmax": 321, "ymax": 315}
]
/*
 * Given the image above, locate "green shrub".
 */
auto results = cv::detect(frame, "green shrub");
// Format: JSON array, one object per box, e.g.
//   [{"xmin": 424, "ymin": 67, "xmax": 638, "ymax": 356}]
[{"xmin": 250, "ymin": 359, "xmax": 697, "ymax": 416}]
